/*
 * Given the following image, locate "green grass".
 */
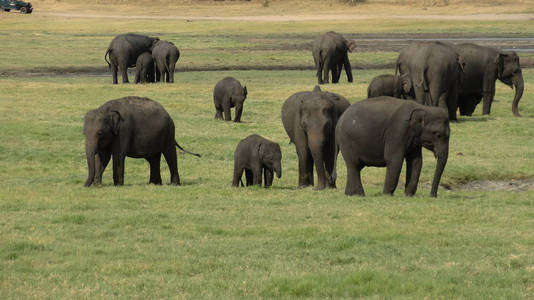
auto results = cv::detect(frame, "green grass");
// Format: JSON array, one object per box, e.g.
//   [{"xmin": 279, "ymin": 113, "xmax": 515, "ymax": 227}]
[{"xmin": 1, "ymin": 8, "xmax": 534, "ymax": 299}]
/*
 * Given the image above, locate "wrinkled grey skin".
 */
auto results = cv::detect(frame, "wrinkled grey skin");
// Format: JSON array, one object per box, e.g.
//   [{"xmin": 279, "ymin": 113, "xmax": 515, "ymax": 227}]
[
  {"xmin": 281, "ymin": 85, "xmax": 350, "ymax": 190},
  {"xmin": 213, "ymin": 77, "xmax": 247, "ymax": 122},
  {"xmin": 105, "ymin": 34, "xmax": 159, "ymax": 84},
  {"xmin": 367, "ymin": 74, "xmax": 414, "ymax": 99},
  {"xmin": 336, "ymin": 97, "xmax": 450, "ymax": 197},
  {"xmin": 83, "ymin": 96, "xmax": 200, "ymax": 187},
  {"xmin": 232, "ymin": 134, "xmax": 282, "ymax": 188},
  {"xmin": 396, "ymin": 41, "xmax": 465, "ymax": 120},
  {"xmin": 152, "ymin": 40, "xmax": 180, "ymax": 83},
  {"xmin": 134, "ymin": 52, "xmax": 155, "ymax": 84},
  {"xmin": 312, "ymin": 31, "xmax": 357, "ymax": 84},
  {"xmin": 453, "ymin": 43, "xmax": 524, "ymax": 117}
]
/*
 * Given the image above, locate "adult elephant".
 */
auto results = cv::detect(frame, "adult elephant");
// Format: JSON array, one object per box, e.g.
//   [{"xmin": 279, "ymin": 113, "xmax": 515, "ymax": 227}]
[
  {"xmin": 453, "ymin": 43, "xmax": 524, "ymax": 117},
  {"xmin": 152, "ymin": 40, "xmax": 180, "ymax": 83},
  {"xmin": 104, "ymin": 34, "xmax": 159, "ymax": 84},
  {"xmin": 336, "ymin": 97, "xmax": 450, "ymax": 197},
  {"xmin": 281, "ymin": 86, "xmax": 350, "ymax": 190},
  {"xmin": 83, "ymin": 96, "xmax": 200, "ymax": 187},
  {"xmin": 312, "ymin": 31, "xmax": 357, "ymax": 84},
  {"xmin": 396, "ymin": 41, "xmax": 465, "ymax": 120}
]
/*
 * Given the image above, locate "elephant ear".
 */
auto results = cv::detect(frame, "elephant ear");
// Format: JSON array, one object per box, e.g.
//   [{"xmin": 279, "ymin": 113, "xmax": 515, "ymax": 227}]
[
  {"xmin": 408, "ymin": 109, "xmax": 426, "ymax": 137},
  {"xmin": 495, "ymin": 53, "xmax": 508, "ymax": 80},
  {"xmin": 243, "ymin": 86, "xmax": 247, "ymax": 99},
  {"xmin": 258, "ymin": 142, "xmax": 266, "ymax": 161},
  {"xmin": 108, "ymin": 111, "xmax": 123, "ymax": 135},
  {"xmin": 346, "ymin": 40, "xmax": 357, "ymax": 52},
  {"xmin": 457, "ymin": 54, "xmax": 466, "ymax": 72}
]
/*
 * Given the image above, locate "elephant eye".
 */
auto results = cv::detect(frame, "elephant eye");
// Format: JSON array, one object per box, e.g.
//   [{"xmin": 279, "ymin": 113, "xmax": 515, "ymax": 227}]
[{"xmin": 97, "ymin": 130, "xmax": 103, "ymax": 135}]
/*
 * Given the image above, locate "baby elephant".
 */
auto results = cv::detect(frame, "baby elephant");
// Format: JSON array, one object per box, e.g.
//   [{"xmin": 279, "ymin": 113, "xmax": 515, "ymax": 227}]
[
  {"xmin": 367, "ymin": 74, "xmax": 413, "ymax": 99},
  {"xmin": 214, "ymin": 77, "xmax": 247, "ymax": 122},
  {"xmin": 134, "ymin": 52, "xmax": 155, "ymax": 84},
  {"xmin": 232, "ymin": 134, "xmax": 282, "ymax": 187}
]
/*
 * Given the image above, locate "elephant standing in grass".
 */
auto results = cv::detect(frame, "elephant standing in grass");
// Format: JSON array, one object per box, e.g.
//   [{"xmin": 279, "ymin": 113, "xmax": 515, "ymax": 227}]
[
  {"xmin": 336, "ymin": 97, "xmax": 450, "ymax": 197},
  {"xmin": 83, "ymin": 96, "xmax": 200, "ymax": 187},
  {"xmin": 312, "ymin": 31, "xmax": 357, "ymax": 84},
  {"xmin": 281, "ymin": 86, "xmax": 350, "ymax": 190},
  {"xmin": 213, "ymin": 77, "xmax": 247, "ymax": 122},
  {"xmin": 453, "ymin": 43, "xmax": 524, "ymax": 117},
  {"xmin": 367, "ymin": 74, "xmax": 414, "ymax": 99},
  {"xmin": 134, "ymin": 52, "xmax": 155, "ymax": 84},
  {"xmin": 105, "ymin": 34, "xmax": 159, "ymax": 84},
  {"xmin": 152, "ymin": 40, "xmax": 180, "ymax": 83}
]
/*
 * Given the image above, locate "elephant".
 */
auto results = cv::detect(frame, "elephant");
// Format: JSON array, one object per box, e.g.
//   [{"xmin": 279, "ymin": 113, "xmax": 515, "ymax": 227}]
[
  {"xmin": 312, "ymin": 31, "xmax": 357, "ymax": 84},
  {"xmin": 367, "ymin": 74, "xmax": 414, "ymax": 99},
  {"xmin": 152, "ymin": 40, "xmax": 180, "ymax": 83},
  {"xmin": 134, "ymin": 52, "xmax": 155, "ymax": 84},
  {"xmin": 396, "ymin": 41, "xmax": 465, "ymax": 120},
  {"xmin": 83, "ymin": 96, "xmax": 200, "ymax": 187},
  {"xmin": 232, "ymin": 134, "xmax": 282, "ymax": 187},
  {"xmin": 213, "ymin": 77, "xmax": 247, "ymax": 122},
  {"xmin": 453, "ymin": 43, "xmax": 524, "ymax": 117},
  {"xmin": 104, "ymin": 34, "xmax": 159, "ymax": 84},
  {"xmin": 336, "ymin": 97, "xmax": 450, "ymax": 197},
  {"xmin": 281, "ymin": 85, "xmax": 350, "ymax": 190}
]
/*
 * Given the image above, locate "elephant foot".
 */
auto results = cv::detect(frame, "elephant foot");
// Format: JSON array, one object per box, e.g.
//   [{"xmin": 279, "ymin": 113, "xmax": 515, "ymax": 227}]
[{"xmin": 312, "ymin": 185, "xmax": 325, "ymax": 191}]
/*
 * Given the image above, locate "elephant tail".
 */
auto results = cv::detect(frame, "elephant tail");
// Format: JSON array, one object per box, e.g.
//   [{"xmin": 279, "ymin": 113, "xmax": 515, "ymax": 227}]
[
  {"xmin": 104, "ymin": 48, "xmax": 112, "ymax": 68},
  {"xmin": 175, "ymin": 141, "xmax": 201, "ymax": 157}
]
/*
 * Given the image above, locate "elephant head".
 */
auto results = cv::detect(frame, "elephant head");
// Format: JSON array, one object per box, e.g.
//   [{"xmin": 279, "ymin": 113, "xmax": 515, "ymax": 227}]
[
  {"xmin": 299, "ymin": 96, "xmax": 336, "ymax": 189},
  {"xmin": 409, "ymin": 108, "xmax": 450, "ymax": 197},
  {"xmin": 233, "ymin": 85, "xmax": 247, "ymax": 122},
  {"xmin": 399, "ymin": 73, "xmax": 414, "ymax": 99},
  {"xmin": 496, "ymin": 52, "xmax": 524, "ymax": 117},
  {"xmin": 346, "ymin": 40, "xmax": 357, "ymax": 53},
  {"xmin": 83, "ymin": 108, "xmax": 122, "ymax": 187},
  {"xmin": 259, "ymin": 142, "xmax": 282, "ymax": 178}
]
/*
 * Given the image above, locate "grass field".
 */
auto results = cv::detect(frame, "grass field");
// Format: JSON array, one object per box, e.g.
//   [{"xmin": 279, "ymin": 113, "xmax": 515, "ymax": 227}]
[{"xmin": 1, "ymin": 2, "xmax": 534, "ymax": 298}]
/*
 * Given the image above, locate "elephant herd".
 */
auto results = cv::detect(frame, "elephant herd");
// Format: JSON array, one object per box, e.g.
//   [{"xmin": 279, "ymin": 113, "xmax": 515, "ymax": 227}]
[{"xmin": 84, "ymin": 31, "xmax": 526, "ymax": 198}]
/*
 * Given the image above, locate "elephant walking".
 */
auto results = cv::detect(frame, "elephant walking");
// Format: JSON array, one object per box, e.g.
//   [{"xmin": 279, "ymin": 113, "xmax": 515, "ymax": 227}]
[
  {"xmin": 213, "ymin": 77, "xmax": 247, "ymax": 122},
  {"xmin": 312, "ymin": 31, "xmax": 357, "ymax": 84},
  {"xmin": 152, "ymin": 40, "xmax": 180, "ymax": 83},
  {"xmin": 83, "ymin": 96, "xmax": 200, "ymax": 187},
  {"xmin": 396, "ymin": 41, "xmax": 465, "ymax": 120},
  {"xmin": 453, "ymin": 43, "xmax": 524, "ymax": 117},
  {"xmin": 336, "ymin": 97, "xmax": 450, "ymax": 197},
  {"xmin": 281, "ymin": 86, "xmax": 350, "ymax": 190},
  {"xmin": 105, "ymin": 34, "xmax": 159, "ymax": 84}
]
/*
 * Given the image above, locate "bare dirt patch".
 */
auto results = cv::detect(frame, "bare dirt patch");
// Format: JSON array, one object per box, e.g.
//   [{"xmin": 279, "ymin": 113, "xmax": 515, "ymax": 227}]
[{"xmin": 443, "ymin": 179, "xmax": 534, "ymax": 192}]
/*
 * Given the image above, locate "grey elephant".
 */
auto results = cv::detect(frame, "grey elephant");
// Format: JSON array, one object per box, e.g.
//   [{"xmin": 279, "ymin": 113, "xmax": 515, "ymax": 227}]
[
  {"xmin": 367, "ymin": 74, "xmax": 414, "ymax": 99},
  {"xmin": 453, "ymin": 43, "xmax": 524, "ymax": 117},
  {"xmin": 396, "ymin": 41, "xmax": 465, "ymax": 120},
  {"xmin": 232, "ymin": 134, "xmax": 282, "ymax": 187},
  {"xmin": 152, "ymin": 40, "xmax": 180, "ymax": 83},
  {"xmin": 83, "ymin": 96, "xmax": 200, "ymax": 187},
  {"xmin": 312, "ymin": 31, "xmax": 357, "ymax": 84},
  {"xmin": 134, "ymin": 52, "xmax": 155, "ymax": 84},
  {"xmin": 336, "ymin": 97, "xmax": 450, "ymax": 197},
  {"xmin": 213, "ymin": 77, "xmax": 247, "ymax": 122},
  {"xmin": 105, "ymin": 33, "xmax": 159, "ymax": 84},
  {"xmin": 281, "ymin": 85, "xmax": 350, "ymax": 190}
]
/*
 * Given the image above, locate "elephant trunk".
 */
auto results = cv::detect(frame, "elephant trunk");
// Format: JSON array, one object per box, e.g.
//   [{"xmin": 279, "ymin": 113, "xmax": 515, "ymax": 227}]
[
  {"xmin": 511, "ymin": 71, "xmax": 524, "ymax": 117},
  {"xmin": 84, "ymin": 141, "xmax": 97, "ymax": 187},
  {"xmin": 430, "ymin": 146, "xmax": 449, "ymax": 198},
  {"xmin": 273, "ymin": 161, "xmax": 282, "ymax": 179},
  {"xmin": 308, "ymin": 131, "xmax": 326, "ymax": 190}
]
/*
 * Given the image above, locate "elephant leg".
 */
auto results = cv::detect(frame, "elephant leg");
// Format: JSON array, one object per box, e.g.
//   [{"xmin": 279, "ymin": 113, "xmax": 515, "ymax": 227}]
[
  {"xmin": 344, "ymin": 55, "xmax": 353, "ymax": 83},
  {"xmin": 322, "ymin": 57, "xmax": 331, "ymax": 84},
  {"xmin": 245, "ymin": 169, "xmax": 253, "ymax": 186},
  {"xmin": 155, "ymin": 68, "xmax": 161, "ymax": 82},
  {"xmin": 405, "ymin": 151, "xmax": 422, "ymax": 196},
  {"xmin": 316, "ymin": 59, "xmax": 324, "ymax": 85},
  {"xmin": 134, "ymin": 71, "xmax": 140, "ymax": 84},
  {"xmin": 482, "ymin": 90, "xmax": 495, "ymax": 115},
  {"xmin": 223, "ymin": 105, "xmax": 232, "ymax": 122},
  {"xmin": 163, "ymin": 147, "xmax": 180, "ymax": 185},
  {"xmin": 214, "ymin": 107, "xmax": 223, "ymax": 120},
  {"xmin": 111, "ymin": 64, "xmax": 118, "ymax": 85},
  {"xmin": 232, "ymin": 165, "xmax": 244, "ymax": 187},
  {"xmin": 345, "ymin": 160, "xmax": 364, "ymax": 196},
  {"xmin": 264, "ymin": 168, "xmax": 274, "ymax": 188},
  {"xmin": 252, "ymin": 166, "xmax": 262, "ymax": 186},
  {"xmin": 296, "ymin": 146, "xmax": 313, "ymax": 187},
  {"xmin": 447, "ymin": 84, "xmax": 459, "ymax": 121},
  {"xmin": 147, "ymin": 154, "xmax": 162, "ymax": 185},
  {"xmin": 118, "ymin": 60, "xmax": 129, "ymax": 84},
  {"xmin": 168, "ymin": 62, "xmax": 175, "ymax": 83},
  {"xmin": 94, "ymin": 151, "xmax": 111, "ymax": 185},
  {"xmin": 112, "ymin": 152, "xmax": 126, "ymax": 186},
  {"xmin": 165, "ymin": 69, "xmax": 170, "ymax": 83},
  {"xmin": 383, "ymin": 156, "xmax": 403, "ymax": 195}
]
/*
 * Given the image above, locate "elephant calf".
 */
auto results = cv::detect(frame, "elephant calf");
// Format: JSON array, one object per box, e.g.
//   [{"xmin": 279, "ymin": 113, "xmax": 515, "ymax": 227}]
[
  {"xmin": 336, "ymin": 97, "xmax": 450, "ymax": 197},
  {"xmin": 232, "ymin": 134, "xmax": 282, "ymax": 187},
  {"xmin": 134, "ymin": 52, "xmax": 155, "ymax": 84},
  {"xmin": 214, "ymin": 77, "xmax": 247, "ymax": 122},
  {"xmin": 367, "ymin": 74, "xmax": 413, "ymax": 99}
]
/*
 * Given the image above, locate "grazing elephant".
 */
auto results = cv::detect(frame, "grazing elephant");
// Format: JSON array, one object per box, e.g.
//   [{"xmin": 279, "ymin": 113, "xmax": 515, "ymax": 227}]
[
  {"xmin": 367, "ymin": 74, "xmax": 414, "ymax": 99},
  {"xmin": 312, "ymin": 31, "xmax": 357, "ymax": 84},
  {"xmin": 453, "ymin": 43, "xmax": 524, "ymax": 117},
  {"xmin": 104, "ymin": 34, "xmax": 159, "ymax": 84},
  {"xmin": 83, "ymin": 96, "xmax": 200, "ymax": 187},
  {"xmin": 336, "ymin": 97, "xmax": 450, "ymax": 197},
  {"xmin": 232, "ymin": 134, "xmax": 282, "ymax": 187},
  {"xmin": 134, "ymin": 52, "xmax": 155, "ymax": 84},
  {"xmin": 152, "ymin": 40, "xmax": 180, "ymax": 83},
  {"xmin": 396, "ymin": 41, "xmax": 465, "ymax": 120},
  {"xmin": 213, "ymin": 77, "xmax": 247, "ymax": 122},
  {"xmin": 281, "ymin": 85, "xmax": 350, "ymax": 190}
]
